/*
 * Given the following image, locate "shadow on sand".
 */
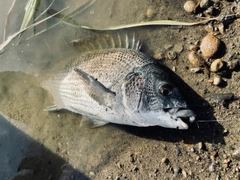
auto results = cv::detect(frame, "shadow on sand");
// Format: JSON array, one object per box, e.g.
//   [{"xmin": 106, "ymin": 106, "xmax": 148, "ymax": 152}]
[{"xmin": 0, "ymin": 113, "xmax": 90, "ymax": 180}]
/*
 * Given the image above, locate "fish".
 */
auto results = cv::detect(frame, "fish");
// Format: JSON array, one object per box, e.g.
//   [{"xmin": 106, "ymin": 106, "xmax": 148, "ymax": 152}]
[{"xmin": 43, "ymin": 33, "xmax": 196, "ymax": 129}]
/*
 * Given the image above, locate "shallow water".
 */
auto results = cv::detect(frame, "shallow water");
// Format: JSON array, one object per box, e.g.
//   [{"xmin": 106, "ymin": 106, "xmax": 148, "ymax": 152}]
[{"xmin": 0, "ymin": 0, "xmax": 240, "ymax": 180}]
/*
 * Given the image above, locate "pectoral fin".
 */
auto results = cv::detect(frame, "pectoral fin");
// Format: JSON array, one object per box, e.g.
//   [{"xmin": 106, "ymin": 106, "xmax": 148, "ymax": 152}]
[{"xmin": 74, "ymin": 68, "xmax": 116, "ymax": 107}]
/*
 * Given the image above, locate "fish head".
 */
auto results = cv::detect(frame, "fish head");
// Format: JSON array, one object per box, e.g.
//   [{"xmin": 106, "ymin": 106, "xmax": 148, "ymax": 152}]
[{"xmin": 122, "ymin": 63, "xmax": 196, "ymax": 129}]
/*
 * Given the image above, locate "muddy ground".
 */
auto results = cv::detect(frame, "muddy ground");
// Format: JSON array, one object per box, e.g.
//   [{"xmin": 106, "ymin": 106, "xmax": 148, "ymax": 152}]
[{"xmin": 0, "ymin": 0, "xmax": 240, "ymax": 180}]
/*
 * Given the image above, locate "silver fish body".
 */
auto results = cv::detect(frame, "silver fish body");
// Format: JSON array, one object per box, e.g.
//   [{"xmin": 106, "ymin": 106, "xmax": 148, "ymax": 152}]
[{"xmin": 43, "ymin": 36, "xmax": 195, "ymax": 129}]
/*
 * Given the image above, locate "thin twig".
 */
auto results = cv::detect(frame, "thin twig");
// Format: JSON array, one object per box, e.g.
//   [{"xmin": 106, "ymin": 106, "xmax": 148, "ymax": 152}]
[
  {"xmin": 78, "ymin": 14, "xmax": 239, "ymax": 31},
  {"xmin": 34, "ymin": 0, "xmax": 55, "ymax": 21},
  {"xmin": 3, "ymin": 0, "xmax": 17, "ymax": 42},
  {"xmin": 0, "ymin": 6, "xmax": 69, "ymax": 52},
  {"xmin": 198, "ymin": 119, "xmax": 240, "ymax": 122},
  {"xmin": 79, "ymin": 17, "xmax": 220, "ymax": 31}
]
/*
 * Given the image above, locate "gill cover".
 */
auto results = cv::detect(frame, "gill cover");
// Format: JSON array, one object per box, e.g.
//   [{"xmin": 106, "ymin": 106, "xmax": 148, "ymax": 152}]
[{"xmin": 122, "ymin": 63, "xmax": 194, "ymax": 128}]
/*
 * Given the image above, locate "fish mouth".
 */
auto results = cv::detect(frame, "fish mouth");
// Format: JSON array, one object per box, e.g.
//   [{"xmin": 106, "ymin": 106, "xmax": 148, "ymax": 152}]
[{"xmin": 167, "ymin": 108, "xmax": 196, "ymax": 129}]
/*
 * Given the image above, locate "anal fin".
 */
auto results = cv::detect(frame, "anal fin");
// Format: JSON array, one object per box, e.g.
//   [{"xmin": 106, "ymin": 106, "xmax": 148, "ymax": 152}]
[{"xmin": 92, "ymin": 119, "xmax": 109, "ymax": 127}]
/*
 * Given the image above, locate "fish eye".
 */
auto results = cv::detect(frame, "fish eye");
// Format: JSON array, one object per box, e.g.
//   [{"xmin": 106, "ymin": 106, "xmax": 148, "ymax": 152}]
[{"xmin": 159, "ymin": 84, "xmax": 173, "ymax": 96}]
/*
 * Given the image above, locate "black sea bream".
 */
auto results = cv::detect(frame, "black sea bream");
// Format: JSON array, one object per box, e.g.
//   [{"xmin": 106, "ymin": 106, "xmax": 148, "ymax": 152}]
[{"xmin": 43, "ymin": 34, "xmax": 196, "ymax": 129}]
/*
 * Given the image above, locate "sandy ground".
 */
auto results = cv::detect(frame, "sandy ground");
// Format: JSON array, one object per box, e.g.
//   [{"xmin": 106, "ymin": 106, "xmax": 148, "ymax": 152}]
[{"xmin": 0, "ymin": 0, "xmax": 240, "ymax": 179}]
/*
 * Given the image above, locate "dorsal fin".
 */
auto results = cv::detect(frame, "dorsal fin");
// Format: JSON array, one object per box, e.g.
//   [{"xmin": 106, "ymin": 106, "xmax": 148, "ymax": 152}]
[{"xmin": 69, "ymin": 32, "xmax": 142, "ymax": 53}]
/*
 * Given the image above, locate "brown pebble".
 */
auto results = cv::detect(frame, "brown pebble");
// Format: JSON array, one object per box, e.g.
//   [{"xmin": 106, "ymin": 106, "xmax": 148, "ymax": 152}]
[
  {"xmin": 161, "ymin": 157, "xmax": 169, "ymax": 164},
  {"xmin": 200, "ymin": 35, "xmax": 221, "ymax": 58},
  {"xmin": 208, "ymin": 79, "xmax": 214, "ymax": 84},
  {"xmin": 130, "ymin": 156, "xmax": 135, "ymax": 163},
  {"xmin": 188, "ymin": 51, "xmax": 205, "ymax": 67},
  {"xmin": 116, "ymin": 163, "xmax": 122, "ymax": 168},
  {"xmin": 196, "ymin": 155, "xmax": 201, "ymax": 161},
  {"xmin": 184, "ymin": 1, "xmax": 196, "ymax": 13},
  {"xmin": 210, "ymin": 59, "xmax": 224, "ymax": 72},
  {"xmin": 223, "ymin": 158, "xmax": 231, "ymax": 166}
]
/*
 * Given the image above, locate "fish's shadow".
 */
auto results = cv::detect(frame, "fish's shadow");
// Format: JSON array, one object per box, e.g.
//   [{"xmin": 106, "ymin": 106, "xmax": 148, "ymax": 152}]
[{"xmin": 117, "ymin": 64, "xmax": 225, "ymax": 145}]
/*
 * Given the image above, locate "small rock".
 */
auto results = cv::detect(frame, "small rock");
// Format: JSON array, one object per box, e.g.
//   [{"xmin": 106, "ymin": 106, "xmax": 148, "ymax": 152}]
[
  {"xmin": 172, "ymin": 66, "xmax": 176, "ymax": 72},
  {"xmin": 223, "ymin": 158, "xmax": 231, "ymax": 166},
  {"xmin": 218, "ymin": 23, "xmax": 225, "ymax": 34},
  {"xmin": 146, "ymin": 7, "xmax": 156, "ymax": 19},
  {"xmin": 208, "ymin": 79, "xmax": 214, "ymax": 84},
  {"xmin": 210, "ymin": 59, "xmax": 224, "ymax": 72},
  {"xmin": 209, "ymin": 162, "xmax": 216, "ymax": 172},
  {"xmin": 190, "ymin": 67, "xmax": 202, "ymax": 73},
  {"xmin": 189, "ymin": 147, "xmax": 195, "ymax": 152},
  {"xmin": 200, "ymin": 35, "xmax": 221, "ymax": 58},
  {"xmin": 210, "ymin": 93, "xmax": 234, "ymax": 104},
  {"xmin": 182, "ymin": 170, "xmax": 187, "ymax": 178},
  {"xmin": 223, "ymin": 129, "xmax": 229, "ymax": 136},
  {"xmin": 89, "ymin": 171, "xmax": 95, "ymax": 176},
  {"xmin": 161, "ymin": 157, "xmax": 169, "ymax": 164},
  {"xmin": 130, "ymin": 156, "xmax": 135, "ymax": 163},
  {"xmin": 188, "ymin": 51, "xmax": 205, "ymax": 67},
  {"xmin": 196, "ymin": 155, "xmax": 201, "ymax": 161},
  {"xmin": 213, "ymin": 76, "xmax": 222, "ymax": 86},
  {"xmin": 116, "ymin": 163, "xmax": 122, "ymax": 168},
  {"xmin": 184, "ymin": 1, "xmax": 196, "ymax": 13},
  {"xmin": 173, "ymin": 167, "xmax": 181, "ymax": 174},
  {"xmin": 198, "ymin": 142, "xmax": 203, "ymax": 150}
]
